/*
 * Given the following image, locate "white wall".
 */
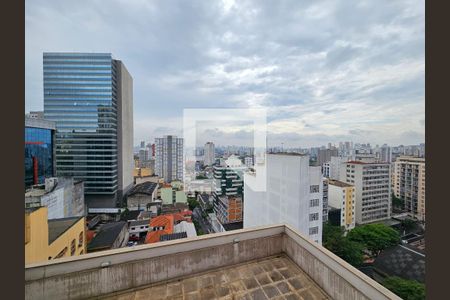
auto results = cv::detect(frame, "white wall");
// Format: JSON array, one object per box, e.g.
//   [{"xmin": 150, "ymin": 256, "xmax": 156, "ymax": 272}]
[{"xmin": 244, "ymin": 154, "xmax": 323, "ymax": 244}]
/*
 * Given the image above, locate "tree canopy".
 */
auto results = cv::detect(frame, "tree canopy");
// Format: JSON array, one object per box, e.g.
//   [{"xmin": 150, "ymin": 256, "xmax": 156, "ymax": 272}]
[
  {"xmin": 322, "ymin": 223, "xmax": 364, "ymax": 266},
  {"xmin": 382, "ymin": 276, "xmax": 425, "ymax": 300},
  {"xmin": 347, "ymin": 223, "xmax": 400, "ymax": 257}
]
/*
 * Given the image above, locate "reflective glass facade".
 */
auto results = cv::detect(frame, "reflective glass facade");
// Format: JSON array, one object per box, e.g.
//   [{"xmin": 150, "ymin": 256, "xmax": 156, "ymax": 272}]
[
  {"xmin": 25, "ymin": 127, "xmax": 54, "ymax": 187},
  {"xmin": 43, "ymin": 53, "xmax": 119, "ymax": 195}
]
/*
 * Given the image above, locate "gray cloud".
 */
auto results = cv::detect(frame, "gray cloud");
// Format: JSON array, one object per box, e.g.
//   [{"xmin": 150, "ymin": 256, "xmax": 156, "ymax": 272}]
[{"xmin": 25, "ymin": 0, "xmax": 424, "ymax": 147}]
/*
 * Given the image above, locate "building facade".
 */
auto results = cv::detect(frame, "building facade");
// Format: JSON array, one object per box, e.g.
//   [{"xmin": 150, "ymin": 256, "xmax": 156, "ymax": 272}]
[
  {"xmin": 341, "ymin": 161, "xmax": 391, "ymax": 224},
  {"xmin": 25, "ymin": 206, "xmax": 86, "ymax": 264},
  {"xmin": 155, "ymin": 135, "xmax": 183, "ymax": 183},
  {"xmin": 43, "ymin": 52, "xmax": 134, "ymax": 206},
  {"xmin": 25, "ymin": 177, "xmax": 85, "ymax": 219},
  {"xmin": 204, "ymin": 142, "xmax": 215, "ymax": 166},
  {"xmin": 327, "ymin": 179, "xmax": 356, "ymax": 230},
  {"xmin": 25, "ymin": 115, "xmax": 56, "ymax": 187},
  {"xmin": 244, "ymin": 156, "xmax": 254, "ymax": 168},
  {"xmin": 244, "ymin": 153, "xmax": 323, "ymax": 244},
  {"xmin": 393, "ymin": 156, "xmax": 426, "ymax": 221},
  {"xmin": 322, "ymin": 178, "xmax": 328, "ymax": 223},
  {"xmin": 212, "ymin": 156, "xmax": 245, "ymax": 225},
  {"xmin": 317, "ymin": 148, "xmax": 338, "ymax": 166}
]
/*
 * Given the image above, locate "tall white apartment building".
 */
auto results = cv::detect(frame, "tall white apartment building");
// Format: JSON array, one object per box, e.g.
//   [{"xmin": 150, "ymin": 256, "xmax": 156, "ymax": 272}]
[
  {"xmin": 329, "ymin": 156, "xmax": 350, "ymax": 180},
  {"xmin": 244, "ymin": 153, "xmax": 323, "ymax": 244},
  {"xmin": 393, "ymin": 156, "xmax": 426, "ymax": 221},
  {"xmin": 327, "ymin": 179, "xmax": 356, "ymax": 231},
  {"xmin": 155, "ymin": 135, "xmax": 183, "ymax": 183},
  {"xmin": 204, "ymin": 142, "xmax": 215, "ymax": 166},
  {"xmin": 341, "ymin": 161, "xmax": 391, "ymax": 224},
  {"xmin": 380, "ymin": 145, "xmax": 392, "ymax": 163}
]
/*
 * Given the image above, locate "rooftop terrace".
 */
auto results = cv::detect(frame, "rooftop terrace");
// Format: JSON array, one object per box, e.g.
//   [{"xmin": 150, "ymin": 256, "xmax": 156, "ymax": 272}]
[{"xmin": 25, "ymin": 224, "xmax": 401, "ymax": 300}]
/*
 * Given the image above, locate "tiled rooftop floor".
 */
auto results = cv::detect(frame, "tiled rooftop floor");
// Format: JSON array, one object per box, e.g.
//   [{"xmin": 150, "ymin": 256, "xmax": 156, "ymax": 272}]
[{"xmin": 104, "ymin": 255, "xmax": 330, "ymax": 300}]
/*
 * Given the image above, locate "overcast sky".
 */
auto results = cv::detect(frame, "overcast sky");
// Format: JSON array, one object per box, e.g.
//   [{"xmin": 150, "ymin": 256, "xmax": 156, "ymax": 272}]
[{"xmin": 25, "ymin": 0, "xmax": 424, "ymax": 148}]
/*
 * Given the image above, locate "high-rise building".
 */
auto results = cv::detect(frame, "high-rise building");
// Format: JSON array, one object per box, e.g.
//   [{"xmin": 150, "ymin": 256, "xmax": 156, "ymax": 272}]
[
  {"xmin": 317, "ymin": 148, "xmax": 338, "ymax": 166},
  {"xmin": 380, "ymin": 144, "xmax": 392, "ymax": 163},
  {"xmin": 393, "ymin": 156, "xmax": 426, "ymax": 221},
  {"xmin": 322, "ymin": 178, "xmax": 328, "ymax": 223},
  {"xmin": 329, "ymin": 156, "xmax": 350, "ymax": 180},
  {"xmin": 244, "ymin": 153, "xmax": 323, "ymax": 244},
  {"xmin": 327, "ymin": 179, "xmax": 356, "ymax": 231},
  {"xmin": 204, "ymin": 142, "xmax": 215, "ymax": 166},
  {"xmin": 25, "ymin": 115, "xmax": 56, "ymax": 187},
  {"xmin": 43, "ymin": 53, "xmax": 133, "ymax": 207},
  {"xmin": 155, "ymin": 135, "xmax": 183, "ymax": 183},
  {"xmin": 340, "ymin": 161, "xmax": 391, "ymax": 224},
  {"xmin": 212, "ymin": 155, "xmax": 245, "ymax": 225}
]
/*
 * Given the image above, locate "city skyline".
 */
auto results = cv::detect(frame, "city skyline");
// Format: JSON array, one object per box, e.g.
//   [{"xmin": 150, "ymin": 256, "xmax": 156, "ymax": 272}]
[{"xmin": 26, "ymin": 0, "xmax": 424, "ymax": 148}]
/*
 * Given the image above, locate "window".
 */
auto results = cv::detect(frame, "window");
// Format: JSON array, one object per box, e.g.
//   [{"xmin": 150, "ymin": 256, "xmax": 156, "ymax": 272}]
[
  {"xmin": 309, "ymin": 199, "xmax": 319, "ymax": 207},
  {"xmin": 309, "ymin": 213, "xmax": 319, "ymax": 221},
  {"xmin": 55, "ymin": 247, "xmax": 68, "ymax": 259},
  {"xmin": 78, "ymin": 232, "xmax": 83, "ymax": 247},
  {"xmin": 309, "ymin": 227, "xmax": 319, "ymax": 235},
  {"xmin": 71, "ymin": 239, "xmax": 76, "ymax": 256},
  {"xmin": 310, "ymin": 185, "xmax": 320, "ymax": 193}
]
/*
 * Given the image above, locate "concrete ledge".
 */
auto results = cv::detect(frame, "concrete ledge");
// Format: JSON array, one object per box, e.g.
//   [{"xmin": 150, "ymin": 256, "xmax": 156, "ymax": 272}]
[
  {"xmin": 283, "ymin": 225, "xmax": 401, "ymax": 300},
  {"xmin": 25, "ymin": 224, "xmax": 401, "ymax": 300},
  {"xmin": 26, "ymin": 225, "xmax": 284, "ymax": 300}
]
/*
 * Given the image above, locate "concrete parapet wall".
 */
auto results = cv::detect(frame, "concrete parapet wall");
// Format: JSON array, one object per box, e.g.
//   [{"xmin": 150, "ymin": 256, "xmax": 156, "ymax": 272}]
[
  {"xmin": 25, "ymin": 225, "xmax": 284, "ymax": 300},
  {"xmin": 25, "ymin": 224, "xmax": 400, "ymax": 300},
  {"xmin": 282, "ymin": 225, "xmax": 401, "ymax": 300}
]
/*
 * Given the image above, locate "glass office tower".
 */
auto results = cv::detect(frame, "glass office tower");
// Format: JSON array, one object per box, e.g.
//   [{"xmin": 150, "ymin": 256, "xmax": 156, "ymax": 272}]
[
  {"xmin": 43, "ymin": 53, "xmax": 133, "ymax": 206},
  {"xmin": 24, "ymin": 116, "xmax": 56, "ymax": 188}
]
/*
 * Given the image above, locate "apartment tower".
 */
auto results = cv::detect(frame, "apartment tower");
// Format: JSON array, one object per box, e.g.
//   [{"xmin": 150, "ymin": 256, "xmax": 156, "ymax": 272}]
[
  {"xmin": 155, "ymin": 135, "xmax": 183, "ymax": 183},
  {"xmin": 340, "ymin": 161, "xmax": 391, "ymax": 224},
  {"xmin": 393, "ymin": 156, "xmax": 426, "ymax": 221}
]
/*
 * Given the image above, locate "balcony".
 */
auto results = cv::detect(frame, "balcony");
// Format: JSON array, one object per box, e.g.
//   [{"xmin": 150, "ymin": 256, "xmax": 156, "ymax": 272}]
[{"xmin": 25, "ymin": 224, "xmax": 400, "ymax": 300}]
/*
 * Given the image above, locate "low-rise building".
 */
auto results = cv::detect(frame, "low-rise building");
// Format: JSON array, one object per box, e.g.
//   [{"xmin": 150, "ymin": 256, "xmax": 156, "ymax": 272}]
[
  {"xmin": 327, "ymin": 179, "xmax": 356, "ymax": 231},
  {"xmin": 128, "ymin": 219, "xmax": 151, "ymax": 240},
  {"xmin": 25, "ymin": 206, "xmax": 86, "ymax": 264},
  {"xmin": 160, "ymin": 181, "xmax": 187, "ymax": 204},
  {"xmin": 25, "ymin": 177, "xmax": 85, "ymax": 219},
  {"xmin": 145, "ymin": 215, "xmax": 174, "ymax": 244},
  {"xmin": 87, "ymin": 222, "xmax": 129, "ymax": 253},
  {"xmin": 174, "ymin": 221, "xmax": 197, "ymax": 238},
  {"xmin": 126, "ymin": 182, "xmax": 158, "ymax": 211}
]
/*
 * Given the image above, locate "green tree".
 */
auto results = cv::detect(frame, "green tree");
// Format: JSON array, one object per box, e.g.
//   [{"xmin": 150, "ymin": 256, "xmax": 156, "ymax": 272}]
[
  {"xmin": 322, "ymin": 223, "xmax": 364, "ymax": 266},
  {"xmin": 400, "ymin": 219, "xmax": 417, "ymax": 232},
  {"xmin": 187, "ymin": 198, "xmax": 199, "ymax": 211},
  {"xmin": 392, "ymin": 193, "xmax": 404, "ymax": 209},
  {"xmin": 382, "ymin": 277, "xmax": 425, "ymax": 300},
  {"xmin": 347, "ymin": 223, "xmax": 400, "ymax": 257}
]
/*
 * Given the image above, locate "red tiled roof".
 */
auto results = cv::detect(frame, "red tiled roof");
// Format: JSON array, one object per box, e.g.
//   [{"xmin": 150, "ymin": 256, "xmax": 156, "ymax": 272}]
[{"xmin": 145, "ymin": 215, "xmax": 174, "ymax": 244}]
